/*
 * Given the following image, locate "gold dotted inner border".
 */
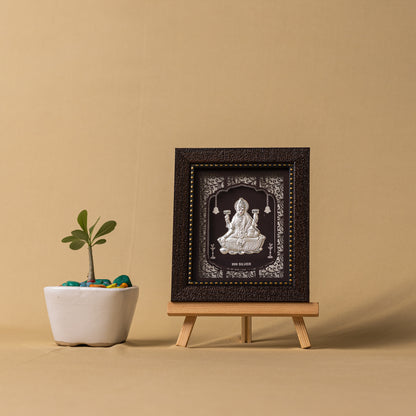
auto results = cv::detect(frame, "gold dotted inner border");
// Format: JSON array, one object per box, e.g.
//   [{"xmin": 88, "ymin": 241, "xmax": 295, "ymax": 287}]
[{"xmin": 188, "ymin": 163, "xmax": 294, "ymax": 285}]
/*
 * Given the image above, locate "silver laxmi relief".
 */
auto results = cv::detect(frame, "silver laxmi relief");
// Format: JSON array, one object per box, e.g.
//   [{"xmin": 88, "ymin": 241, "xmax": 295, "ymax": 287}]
[{"xmin": 217, "ymin": 197, "xmax": 266, "ymax": 255}]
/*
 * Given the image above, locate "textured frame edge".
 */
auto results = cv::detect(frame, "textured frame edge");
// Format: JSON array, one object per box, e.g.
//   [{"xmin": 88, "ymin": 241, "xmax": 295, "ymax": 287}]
[{"xmin": 171, "ymin": 148, "xmax": 309, "ymax": 302}]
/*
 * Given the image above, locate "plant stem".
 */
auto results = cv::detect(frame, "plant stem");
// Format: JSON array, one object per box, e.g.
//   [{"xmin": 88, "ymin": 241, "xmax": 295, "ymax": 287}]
[{"xmin": 87, "ymin": 245, "xmax": 96, "ymax": 282}]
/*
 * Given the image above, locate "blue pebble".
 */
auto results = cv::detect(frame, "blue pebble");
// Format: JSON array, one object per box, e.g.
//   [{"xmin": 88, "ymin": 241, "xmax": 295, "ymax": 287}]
[{"xmin": 94, "ymin": 279, "xmax": 112, "ymax": 286}]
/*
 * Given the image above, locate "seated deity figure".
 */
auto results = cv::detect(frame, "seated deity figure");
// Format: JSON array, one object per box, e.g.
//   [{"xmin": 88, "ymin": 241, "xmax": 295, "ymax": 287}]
[{"xmin": 217, "ymin": 197, "xmax": 266, "ymax": 255}]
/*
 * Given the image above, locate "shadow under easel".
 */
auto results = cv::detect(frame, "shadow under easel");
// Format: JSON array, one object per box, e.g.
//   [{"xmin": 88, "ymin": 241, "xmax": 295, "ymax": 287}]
[
  {"xmin": 311, "ymin": 279, "xmax": 416, "ymax": 350},
  {"xmin": 190, "ymin": 335, "xmax": 300, "ymax": 349},
  {"xmin": 312, "ymin": 304, "xmax": 416, "ymax": 350},
  {"xmin": 185, "ymin": 280, "xmax": 416, "ymax": 350}
]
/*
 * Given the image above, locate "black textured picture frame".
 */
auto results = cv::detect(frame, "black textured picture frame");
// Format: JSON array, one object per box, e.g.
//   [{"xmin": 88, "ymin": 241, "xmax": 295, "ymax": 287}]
[{"xmin": 171, "ymin": 148, "xmax": 309, "ymax": 302}]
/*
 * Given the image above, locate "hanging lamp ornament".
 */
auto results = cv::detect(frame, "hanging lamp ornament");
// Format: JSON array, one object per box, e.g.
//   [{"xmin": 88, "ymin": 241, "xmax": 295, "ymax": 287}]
[
  {"xmin": 264, "ymin": 193, "xmax": 271, "ymax": 214},
  {"xmin": 212, "ymin": 194, "xmax": 219, "ymax": 214}
]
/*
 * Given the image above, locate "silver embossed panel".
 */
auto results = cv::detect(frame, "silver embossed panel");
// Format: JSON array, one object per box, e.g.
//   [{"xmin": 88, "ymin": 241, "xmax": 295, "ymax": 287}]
[{"xmin": 191, "ymin": 166, "xmax": 290, "ymax": 284}]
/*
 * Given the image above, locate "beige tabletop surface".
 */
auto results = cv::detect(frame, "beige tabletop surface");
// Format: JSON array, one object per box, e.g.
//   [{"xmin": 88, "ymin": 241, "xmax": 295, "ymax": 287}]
[{"xmin": 1, "ymin": 307, "xmax": 415, "ymax": 416}]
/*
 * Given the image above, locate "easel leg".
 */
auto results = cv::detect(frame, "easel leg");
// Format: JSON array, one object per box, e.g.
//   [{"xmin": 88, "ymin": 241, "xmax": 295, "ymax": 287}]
[
  {"xmin": 292, "ymin": 316, "xmax": 311, "ymax": 349},
  {"xmin": 241, "ymin": 316, "xmax": 252, "ymax": 343},
  {"xmin": 176, "ymin": 316, "xmax": 197, "ymax": 347}
]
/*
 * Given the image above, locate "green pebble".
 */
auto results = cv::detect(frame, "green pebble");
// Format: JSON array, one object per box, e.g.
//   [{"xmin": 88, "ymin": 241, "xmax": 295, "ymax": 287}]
[
  {"xmin": 62, "ymin": 281, "xmax": 80, "ymax": 286},
  {"xmin": 94, "ymin": 279, "xmax": 112, "ymax": 286},
  {"xmin": 113, "ymin": 275, "xmax": 132, "ymax": 287}
]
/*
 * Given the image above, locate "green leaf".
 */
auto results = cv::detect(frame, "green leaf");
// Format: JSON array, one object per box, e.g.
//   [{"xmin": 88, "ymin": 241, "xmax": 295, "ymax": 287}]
[
  {"xmin": 71, "ymin": 229, "xmax": 89, "ymax": 242},
  {"xmin": 77, "ymin": 210, "xmax": 88, "ymax": 233},
  {"xmin": 89, "ymin": 216, "xmax": 101, "ymax": 236},
  {"xmin": 93, "ymin": 239, "xmax": 106, "ymax": 246},
  {"xmin": 69, "ymin": 240, "xmax": 86, "ymax": 250},
  {"xmin": 93, "ymin": 221, "xmax": 117, "ymax": 240},
  {"xmin": 62, "ymin": 236, "xmax": 76, "ymax": 243}
]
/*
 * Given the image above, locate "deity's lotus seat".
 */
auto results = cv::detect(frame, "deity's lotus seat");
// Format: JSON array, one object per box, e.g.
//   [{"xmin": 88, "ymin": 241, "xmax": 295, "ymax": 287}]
[{"xmin": 218, "ymin": 234, "xmax": 265, "ymax": 255}]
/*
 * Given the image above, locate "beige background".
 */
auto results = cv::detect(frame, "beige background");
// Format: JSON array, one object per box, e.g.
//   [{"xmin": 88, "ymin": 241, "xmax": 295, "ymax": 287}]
[{"xmin": 1, "ymin": 1, "xmax": 415, "ymax": 415}]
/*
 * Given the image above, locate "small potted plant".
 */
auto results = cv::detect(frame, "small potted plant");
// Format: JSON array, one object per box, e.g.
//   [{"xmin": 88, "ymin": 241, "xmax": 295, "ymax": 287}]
[{"xmin": 44, "ymin": 210, "xmax": 139, "ymax": 346}]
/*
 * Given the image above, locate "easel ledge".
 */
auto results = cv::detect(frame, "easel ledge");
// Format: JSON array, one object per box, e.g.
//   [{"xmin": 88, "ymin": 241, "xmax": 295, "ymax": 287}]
[{"xmin": 167, "ymin": 302, "xmax": 319, "ymax": 349}]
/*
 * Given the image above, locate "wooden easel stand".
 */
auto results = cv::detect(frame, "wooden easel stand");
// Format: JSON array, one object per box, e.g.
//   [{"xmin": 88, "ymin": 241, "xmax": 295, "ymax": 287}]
[{"xmin": 168, "ymin": 302, "xmax": 319, "ymax": 349}]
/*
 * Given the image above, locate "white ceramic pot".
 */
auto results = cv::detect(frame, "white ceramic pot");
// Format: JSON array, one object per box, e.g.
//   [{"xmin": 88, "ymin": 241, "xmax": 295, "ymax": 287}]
[{"xmin": 44, "ymin": 286, "xmax": 139, "ymax": 347}]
